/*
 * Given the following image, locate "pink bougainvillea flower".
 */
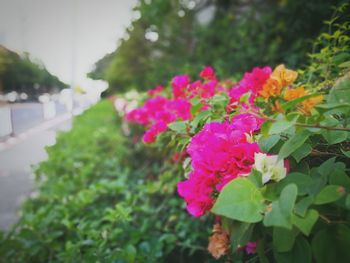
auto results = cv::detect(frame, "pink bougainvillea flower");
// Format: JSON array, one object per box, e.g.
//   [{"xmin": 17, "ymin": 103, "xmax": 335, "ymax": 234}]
[
  {"xmin": 172, "ymin": 75, "xmax": 190, "ymax": 98},
  {"xmin": 166, "ymin": 98, "xmax": 192, "ymax": 120},
  {"xmin": 125, "ymin": 108, "xmax": 149, "ymax": 126},
  {"xmin": 245, "ymin": 242, "xmax": 257, "ymax": 254},
  {"xmin": 200, "ymin": 80, "xmax": 218, "ymax": 99},
  {"xmin": 228, "ymin": 66, "xmax": 272, "ymax": 108},
  {"xmin": 200, "ymin": 66, "xmax": 217, "ymax": 81},
  {"xmin": 147, "ymin": 85, "xmax": 164, "ymax": 96},
  {"xmin": 177, "ymin": 171, "xmax": 217, "ymax": 217},
  {"xmin": 230, "ymin": 113, "xmax": 264, "ymax": 133},
  {"xmin": 142, "ymin": 121, "xmax": 168, "ymax": 143},
  {"xmin": 178, "ymin": 118, "xmax": 261, "ymax": 217}
]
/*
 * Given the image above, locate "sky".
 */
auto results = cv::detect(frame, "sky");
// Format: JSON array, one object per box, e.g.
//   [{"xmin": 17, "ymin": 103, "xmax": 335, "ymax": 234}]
[{"xmin": 0, "ymin": 0, "xmax": 138, "ymax": 91}]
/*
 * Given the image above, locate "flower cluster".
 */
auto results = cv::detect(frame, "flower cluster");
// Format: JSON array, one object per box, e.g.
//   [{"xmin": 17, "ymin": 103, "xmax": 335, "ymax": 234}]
[
  {"xmin": 260, "ymin": 64, "xmax": 298, "ymax": 99},
  {"xmin": 177, "ymin": 114, "xmax": 262, "ymax": 217},
  {"xmin": 228, "ymin": 66, "xmax": 272, "ymax": 107},
  {"xmin": 122, "ymin": 60, "xmax": 347, "ymax": 261},
  {"xmin": 126, "ymin": 66, "xmax": 225, "ymax": 143},
  {"xmin": 126, "ymin": 96, "xmax": 191, "ymax": 142},
  {"xmin": 284, "ymin": 86, "xmax": 324, "ymax": 114}
]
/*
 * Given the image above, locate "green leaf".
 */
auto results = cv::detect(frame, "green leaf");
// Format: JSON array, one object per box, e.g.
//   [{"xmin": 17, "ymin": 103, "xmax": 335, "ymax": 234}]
[
  {"xmin": 278, "ymin": 130, "xmax": 311, "ymax": 160},
  {"xmin": 341, "ymin": 148, "xmax": 350, "ymax": 158},
  {"xmin": 321, "ymin": 129, "xmax": 348, "ymax": 144},
  {"xmin": 211, "ymin": 93, "xmax": 229, "ymax": 109},
  {"xmin": 329, "ymin": 163, "xmax": 350, "ymax": 190},
  {"xmin": 230, "ymin": 222, "xmax": 254, "ymax": 250},
  {"xmin": 190, "ymin": 110, "xmax": 211, "ymax": 132},
  {"xmin": 273, "ymin": 227, "xmax": 297, "ymax": 252},
  {"xmin": 345, "ymin": 194, "xmax": 350, "ymax": 209},
  {"xmin": 211, "ymin": 178, "xmax": 265, "ymax": 223},
  {"xmin": 327, "ymin": 78, "xmax": 350, "ymax": 105},
  {"xmin": 274, "ymin": 236, "xmax": 312, "ymax": 263},
  {"xmin": 168, "ymin": 121, "xmax": 187, "ymax": 134},
  {"xmin": 291, "ymin": 143, "xmax": 312, "ymax": 162},
  {"xmin": 248, "ymin": 169, "xmax": 263, "ymax": 188},
  {"xmin": 263, "ymin": 184, "xmax": 298, "ymax": 229},
  {"xmin": 277, "ymin": 172, "xmax": 313, "ymax": 196},
  {"xmin": 239, "ymin": 91, "xmax": 252, "ymax": 103},
  {"xmin": 260, "ymin": 121, "xmax": 272, "ymax": 137},
  {"xmin": 257, "ymin": 239, "xmax": 269, "ymax": 263},
  {"xmin": 338, "ymin": 61, "xmax": 350, "ymax": 68},
  {"xmin": 190, "ymin": 97, "xmax": 203, "ymax": 114},
  {"xmin": 318, "ymin": 158, "xmax": 336, "ymax": 178},
  {"xmin": 258, "ymin": 134, "xmax": 280, "ymax": 152},
  {"xmin": 125, "ymin": 244, "xmax": 137, "ymax": 262},
  {"xmin": 312, "ymin": 225, "xmax": 350, "ymax": 263},
  {"xmin": 292, "ymin": 209, "xmax": 319, "ymax": 236},
  {"xmin": 269, "ymin": 121, "xmax": 294, "ymax": 135},
  {"xmin": 294, "ymin": 196, "xmax": 314, "ymax": 217},
  {"xmin": 313, "ymin": 185, "xmax": 345, "ymax": 205}
]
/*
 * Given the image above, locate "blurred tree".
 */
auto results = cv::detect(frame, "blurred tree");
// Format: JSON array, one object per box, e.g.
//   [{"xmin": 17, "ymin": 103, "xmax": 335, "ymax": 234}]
[
  {"xmin": 89, "ymin": 0, "xmax": 345, "ymax": 95},
  {"xmin": 0, "ymin": 45, "xmax": 67, "ymax": 100}
]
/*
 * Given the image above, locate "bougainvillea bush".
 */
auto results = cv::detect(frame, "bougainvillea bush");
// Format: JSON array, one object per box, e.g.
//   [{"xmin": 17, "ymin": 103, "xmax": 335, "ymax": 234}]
[{"xmin": 125, "ymin": 12, "xmax": 350, "ymax": 262}]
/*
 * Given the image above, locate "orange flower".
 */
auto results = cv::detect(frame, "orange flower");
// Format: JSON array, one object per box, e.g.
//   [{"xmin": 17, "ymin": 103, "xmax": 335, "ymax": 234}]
[
  {"xmin": 284, "ymin": 86, "xmax": 323, "ymax": 114},
  {"xmin": 260, "ymin": 64, "xmax": 298, "ymax": 99},
  {"xmin": 301, "ymin": 95, "xmax": 324, "ymax": 114},
  {"xmin": 260, "ymin": 78, "xmax": 282, "ymax": 99},
  {"xmin": 208, "ymin": 224, "xmax": 230, "ymax": 259},
  {"xmin": 284, "ymin": 86, "xmax": 307, "ymax": 101},
  {"xmin": 272, "ymin": 64, "xmax": 298, "ymax": 87}
]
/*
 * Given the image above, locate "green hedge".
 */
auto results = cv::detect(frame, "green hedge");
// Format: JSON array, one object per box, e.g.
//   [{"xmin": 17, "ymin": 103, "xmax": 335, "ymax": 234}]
[{"xmin": 0, "ymin": 101, "xmax": 213, "ymax": 262}]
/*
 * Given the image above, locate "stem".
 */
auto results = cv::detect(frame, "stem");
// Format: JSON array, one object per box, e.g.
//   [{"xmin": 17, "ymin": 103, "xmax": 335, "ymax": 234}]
[
  {"xmin": 257, "ymin": 113, "xmax": 350, "ymax": 132},
  {"xmin": 320, "ymin": 214, "xmax": 331, "ymax": 224},
  {"xmin": 311, "ymin": 149, "xmax": 344, "ymax": 158},
  {"xmin": 294, "ymin": 122, "xmax": 350, "ymax": 132}
]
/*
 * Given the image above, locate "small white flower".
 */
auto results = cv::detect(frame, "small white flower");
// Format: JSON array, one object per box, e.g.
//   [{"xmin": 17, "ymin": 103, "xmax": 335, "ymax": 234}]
[{"xmin": 254, "ymin": 153, "xmax": 287, "ymax": 184}]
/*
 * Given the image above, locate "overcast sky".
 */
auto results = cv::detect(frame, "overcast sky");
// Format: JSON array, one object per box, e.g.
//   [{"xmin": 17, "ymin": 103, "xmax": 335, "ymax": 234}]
[{"xmin": 0, "ymin": 0, "xmax": 138, "ymax": 90}]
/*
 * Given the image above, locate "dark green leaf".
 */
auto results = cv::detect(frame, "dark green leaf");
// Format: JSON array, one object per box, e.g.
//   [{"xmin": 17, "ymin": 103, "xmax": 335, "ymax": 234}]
[
  {"xmin": 273, "ymin": 227, "xmax": 297, "ymax": 252},
  {"xmin": 291, "ymin": 144, "xmax": 312, "ymax": 163},
  {"xmin": 277, "ymin": 172, "xmax": 313, "ymax": 196},
  {"xmin": 258, "ymin": 134, "xmax": 280, "ymax": 153},
  {"xmin": 230, "ymin": 222, "xmax": 253, "ymax": 250},
  {"xmin": 312, "ymin": 225, "xmax": 350, "ymax": 263},
  {"xmin": 274, "ymin": 236, "xmax": 312, "ymax": 263},
  {"xmin": 318, "ymin": 157, "xmax": 336, "ymax": 178},
  {"xmin": 278, "ymin": 130, "xmax": 311, "ymax": 160},
  {"xmin": 329, "ymin": 163, "xmax": 350, "ymax": 189}
]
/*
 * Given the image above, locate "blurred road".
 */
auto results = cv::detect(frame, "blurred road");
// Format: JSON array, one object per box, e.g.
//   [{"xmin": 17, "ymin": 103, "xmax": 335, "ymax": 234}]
[
  {"xmin": 9, "ymin": 102, "xmax": 67, "ymax": 134},
  {"xmin": 0, "ymin": 117, "xmax": 72, "ymax": 230},
  {"xmin": 10, "ymin": 103, "xmax": 45, "ymax": 134}
]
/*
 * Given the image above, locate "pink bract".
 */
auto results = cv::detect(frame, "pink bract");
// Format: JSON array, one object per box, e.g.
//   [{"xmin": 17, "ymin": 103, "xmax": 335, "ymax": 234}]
[
  {"xmin": 228, "ymin": 66, "xmax": 271, "ymax": 107},
  {"xmin": 147, "ymin": 85, "xmax": 164, "ymax": 96},
  {"xmin": 172, "ymin": 75, "xmax": 190, "ymax": 98},
  {"xmin": 200, "ymin": 66, "xmax": 217, "ymax": 81},
  {"xmin": 178, "ymin": 115, "xmax": 261, "ymax": 217}
]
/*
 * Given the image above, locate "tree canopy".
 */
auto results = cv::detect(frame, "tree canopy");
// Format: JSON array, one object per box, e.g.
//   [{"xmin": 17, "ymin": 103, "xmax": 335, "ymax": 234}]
[
  {"xmin": 89, "ymin": 0, "xmax": 344, "ymax": 95},
  {"xmin": 0, "ymin": 45, "xmax": 67, "ymax": 100}
]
